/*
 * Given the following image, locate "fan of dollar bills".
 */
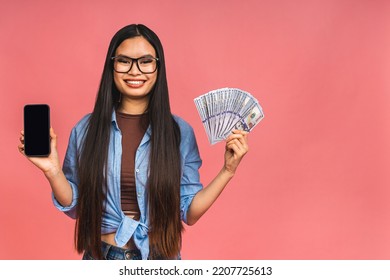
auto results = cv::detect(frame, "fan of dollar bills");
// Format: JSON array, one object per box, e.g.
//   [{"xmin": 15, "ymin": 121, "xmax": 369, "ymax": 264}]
[{"xmin": 194, "ymin": 87, "xmax": 264, "ymax": 145}]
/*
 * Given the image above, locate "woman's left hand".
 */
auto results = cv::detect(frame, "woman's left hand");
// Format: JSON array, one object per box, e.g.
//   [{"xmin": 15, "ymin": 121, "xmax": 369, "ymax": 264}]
[{"xmin": 224, "ymin": 130, "xmax": 249, "ymax": 175}]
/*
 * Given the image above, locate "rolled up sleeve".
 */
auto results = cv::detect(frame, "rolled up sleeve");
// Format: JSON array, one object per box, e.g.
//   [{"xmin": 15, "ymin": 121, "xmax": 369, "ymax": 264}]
[
  {"xmin": 179, "ymin": 125, "xmax": 203, "ymax": 224},
  {"xmin": 51, "ymin": 126, "xmax": 80, "ymax": 219}
]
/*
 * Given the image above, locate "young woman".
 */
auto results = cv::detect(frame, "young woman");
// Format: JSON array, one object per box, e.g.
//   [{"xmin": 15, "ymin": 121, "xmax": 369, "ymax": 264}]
[{"xmin": 18, "ymin": 24, "xmax": 249, "ymax": 260}]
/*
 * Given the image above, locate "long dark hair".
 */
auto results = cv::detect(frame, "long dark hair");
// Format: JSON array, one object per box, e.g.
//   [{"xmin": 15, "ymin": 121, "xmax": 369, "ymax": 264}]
[{"xmin": 75, "ymin": 24, "xmax": 182, "ymax": 259}]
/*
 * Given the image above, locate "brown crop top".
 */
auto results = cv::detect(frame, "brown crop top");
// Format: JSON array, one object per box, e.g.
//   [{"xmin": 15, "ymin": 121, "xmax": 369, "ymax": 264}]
[{"xmin": 115, "ymin": 111, "xmax": 149, "ymax": 221}]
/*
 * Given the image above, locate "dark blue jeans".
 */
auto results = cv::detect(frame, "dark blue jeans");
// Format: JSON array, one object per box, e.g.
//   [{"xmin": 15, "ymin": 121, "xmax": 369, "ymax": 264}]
[{"xmin": 82, "ymin": 241, "xmax": 142, "ymax": 260}]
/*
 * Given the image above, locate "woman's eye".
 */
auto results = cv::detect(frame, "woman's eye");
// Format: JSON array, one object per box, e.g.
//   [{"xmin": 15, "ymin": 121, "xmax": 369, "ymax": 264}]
[
  {"xmin": 117, "ymin": 58, "xmax": 131, "ymax": 64},
  {"xmin": 139, "ymin": 58, "xmax": 154, "ymax": 64}
]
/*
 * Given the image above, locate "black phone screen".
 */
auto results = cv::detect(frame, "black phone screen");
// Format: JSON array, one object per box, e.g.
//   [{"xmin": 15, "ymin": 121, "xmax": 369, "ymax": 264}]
[{"xmin": 24, "ymin": 104, "xmax": 50, "ymax": 157}]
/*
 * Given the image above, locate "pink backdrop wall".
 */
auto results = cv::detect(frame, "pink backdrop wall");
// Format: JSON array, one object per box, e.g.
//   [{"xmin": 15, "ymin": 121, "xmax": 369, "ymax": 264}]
[{"xmin": 1, "ymin": 0, "xmax": 390, "ymax": 259}]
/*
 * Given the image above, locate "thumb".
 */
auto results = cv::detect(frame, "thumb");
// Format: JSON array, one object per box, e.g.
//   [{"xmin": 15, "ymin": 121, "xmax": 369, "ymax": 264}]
[{"xmin": 50, "ymin": 127, "xmax": 57, "ymax": 149}]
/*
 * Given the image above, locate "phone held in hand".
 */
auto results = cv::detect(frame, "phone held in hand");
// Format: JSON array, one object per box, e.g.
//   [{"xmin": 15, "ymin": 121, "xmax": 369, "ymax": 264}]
[{"xmin": 23, "ymin": 104, "xmax": 50, "ymax": 157}]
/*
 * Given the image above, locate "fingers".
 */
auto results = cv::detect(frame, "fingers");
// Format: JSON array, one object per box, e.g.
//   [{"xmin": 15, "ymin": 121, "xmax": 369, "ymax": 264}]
[
  {"xmin": 225, "ymin": 130, "xmax": 249, "ymax": 157},
  {"xmin": 18, "ymin": 143, "xmax": 25, "ymax": 155},
  {"xmin": 18, "ymin": 130, "xmax": 25, "ymax": 155},
  {"xmin": 226, "ymin": 130, "xmax": 248, "ymax": 147},
  {"xmin": 226, "ymin": 130, "xmax": 248, "ymax": 141},
  {"xmin": 20, "ymin": 132, "xmax": 25, "ymax": 144},
  {"xmin": 226, "ymin": 141, "xmax": 241, "ymax": 155},
  {"xmin": 232, "ymin": 129, "xmax": 248, "ymax": 135},
  {"xmin": 19, "ymin": 130, "xmax": 24, "ymax": 152},
  {"xmin": 226, "ymin": 139, "xmax": 248, "ymax": 157}
]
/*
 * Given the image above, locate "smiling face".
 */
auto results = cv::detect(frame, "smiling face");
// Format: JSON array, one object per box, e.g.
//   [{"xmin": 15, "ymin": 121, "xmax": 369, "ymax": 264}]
[{"xmin": 113, "ymin": 36, "xmax": 158, "ymax": 113}]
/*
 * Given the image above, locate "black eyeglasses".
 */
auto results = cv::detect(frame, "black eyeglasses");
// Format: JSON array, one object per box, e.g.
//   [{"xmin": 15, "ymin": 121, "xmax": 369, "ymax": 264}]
[{"xmin": 111, "ymin": 55, "xmax": 159, "ymax": 74}]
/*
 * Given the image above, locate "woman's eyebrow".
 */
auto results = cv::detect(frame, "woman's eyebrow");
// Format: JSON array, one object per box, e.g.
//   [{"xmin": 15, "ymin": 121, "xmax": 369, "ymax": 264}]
[{"xmin": 116, "ymin": 53, "xmax": 154, "ymax": 59}]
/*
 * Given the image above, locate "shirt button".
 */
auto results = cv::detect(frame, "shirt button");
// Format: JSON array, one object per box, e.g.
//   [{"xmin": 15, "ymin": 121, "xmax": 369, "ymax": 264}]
[{"xmin": 135, "ymin": 169, "xmax": 140, "ymax": 173}]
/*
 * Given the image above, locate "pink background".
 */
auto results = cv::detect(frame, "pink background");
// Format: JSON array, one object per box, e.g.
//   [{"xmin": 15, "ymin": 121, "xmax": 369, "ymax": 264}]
[{"xmin": 1, "ymin": 0, "xmax": 390, "ymax": 259}]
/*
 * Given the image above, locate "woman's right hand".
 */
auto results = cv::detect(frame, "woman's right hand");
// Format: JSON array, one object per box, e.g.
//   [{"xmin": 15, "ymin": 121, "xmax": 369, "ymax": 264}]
[{"xmin": 18, "ymin": 128, "xmax": 62, "ymax": 178}]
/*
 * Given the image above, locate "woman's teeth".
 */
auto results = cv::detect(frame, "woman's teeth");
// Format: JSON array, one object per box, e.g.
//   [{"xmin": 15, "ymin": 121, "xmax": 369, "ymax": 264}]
[{"xmin": 125, "ymin": 80, "xmax": 144, "ymax": 85}]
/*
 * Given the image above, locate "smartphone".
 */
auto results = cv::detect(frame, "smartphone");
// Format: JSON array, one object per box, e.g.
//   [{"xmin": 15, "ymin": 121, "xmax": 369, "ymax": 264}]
[{"xmin": 23, "ymin": 104, "xmax": 51, "ymax": 157}]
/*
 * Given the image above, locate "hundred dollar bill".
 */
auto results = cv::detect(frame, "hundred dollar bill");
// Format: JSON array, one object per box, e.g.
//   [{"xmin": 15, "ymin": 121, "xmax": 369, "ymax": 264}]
[{"xmin": 194, "ymin": 87, "xmax": 264, "ymax": 145}]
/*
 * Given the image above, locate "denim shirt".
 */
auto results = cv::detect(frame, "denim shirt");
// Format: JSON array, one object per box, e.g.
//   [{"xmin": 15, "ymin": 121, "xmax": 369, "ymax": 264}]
[{"xmin": 52, "ymin": 110, "xmax": 203, "ymax": 259}]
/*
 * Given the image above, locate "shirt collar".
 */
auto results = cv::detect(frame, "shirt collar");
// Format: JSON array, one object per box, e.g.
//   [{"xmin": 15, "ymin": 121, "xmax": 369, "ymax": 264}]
[{"xmin": 111, "ymin": 109, "xmax": 120, "ymax": 131}]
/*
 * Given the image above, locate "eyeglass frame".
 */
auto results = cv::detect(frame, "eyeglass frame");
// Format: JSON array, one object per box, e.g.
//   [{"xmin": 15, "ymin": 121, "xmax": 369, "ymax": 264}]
[{"xmin": 111, "ymin": 55, "xmax": 159, "ymax": 74}]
